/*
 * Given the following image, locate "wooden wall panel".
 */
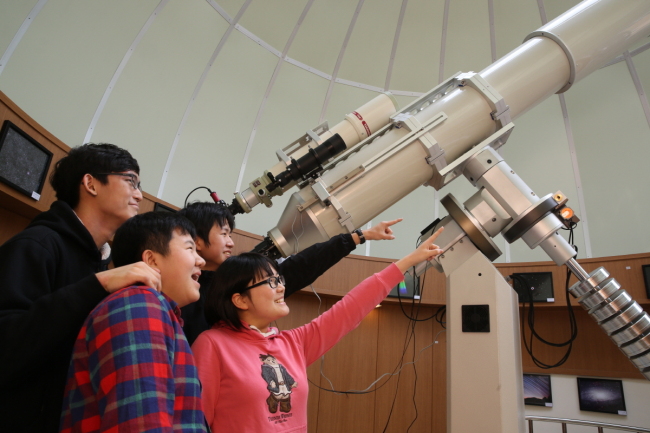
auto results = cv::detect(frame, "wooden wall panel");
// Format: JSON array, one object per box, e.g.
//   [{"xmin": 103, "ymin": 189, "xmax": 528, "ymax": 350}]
[
  {"xmin": 520, "ymin": 308, "xmax": 645, "ymax": 379},
  {"xmin": 309, "ymin": 254, "xmax": 390, "ymax": 296},
  {"xmin": 0, "ymin": 206, "xmax": 29, "ymax": 245},
  {"xmin": 231, "ymin": 229, "xmax": 263, "ymax": 255},
  {"xmin": 430, "ymin": 326, "xmax": 446, "ymax": 433},
  {"xmin": 315, "ymin": 297, "xmax": 380, "ymax": 432},
  {"xmin": 374, "ymin": 304, "xmax": 435, "ymax": 433},
  {"xmin": 497, "ymin": 253, "xmax": 650, "ymax": 308},
  {"xmin": 419, "ymin": 266, "xmax": 446, "ymax": 304}
]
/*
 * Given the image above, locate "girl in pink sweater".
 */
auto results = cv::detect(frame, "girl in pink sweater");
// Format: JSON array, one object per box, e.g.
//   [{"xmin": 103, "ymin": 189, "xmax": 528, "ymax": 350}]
[{"xmin": 192, "ymin": 228, "xmax": 443, "ymax": 432}]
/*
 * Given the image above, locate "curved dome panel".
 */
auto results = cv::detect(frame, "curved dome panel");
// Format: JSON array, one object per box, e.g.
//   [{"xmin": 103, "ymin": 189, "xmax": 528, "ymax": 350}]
[{"xmin": 1, "ymin": 0, "xmax": 648, "ymax": 262}]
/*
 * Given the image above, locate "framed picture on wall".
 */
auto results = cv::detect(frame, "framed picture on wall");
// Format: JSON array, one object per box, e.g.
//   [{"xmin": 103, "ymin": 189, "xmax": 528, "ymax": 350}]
[
  {"xmin": 577, "ymin": 377, "xmax": 627, "ymax": 415},
  {"xmin": 0, "ymin": 120, "xmax": 52, "ymax": 200},
  {"xmin": 523, "ymin": 373, "xmax": 553, "ymax": 407}
]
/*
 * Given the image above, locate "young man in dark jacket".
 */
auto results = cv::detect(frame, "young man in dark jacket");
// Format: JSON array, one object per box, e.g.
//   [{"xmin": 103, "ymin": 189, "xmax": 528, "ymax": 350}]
[
  {"xmin": 178, "ymin": 201, "xmax": 401, "ymax": 345},
  {"xmin": 0, "ymin": 143, "xmax": 161, "ymax": 433}
]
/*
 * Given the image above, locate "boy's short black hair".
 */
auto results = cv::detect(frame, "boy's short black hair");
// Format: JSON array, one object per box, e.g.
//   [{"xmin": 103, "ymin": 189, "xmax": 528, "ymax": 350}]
[
  {"xmin": 112, "ymin": 212, "xmax": 197, "ymax": 268},
  {"xmin": 204, "ymin": 252, "xmax": 278, "ymax": 329},
  {"xmin": 50, "ymin": 143, "xmax": 139, "ymax": 208},
  {"xmin": 177, "ymin": 202, "xmax": 235, "ymax": 245}
]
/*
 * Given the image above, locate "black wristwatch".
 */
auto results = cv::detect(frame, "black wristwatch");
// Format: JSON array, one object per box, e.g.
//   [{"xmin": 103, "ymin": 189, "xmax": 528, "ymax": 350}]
[{"xmin": 352, "ymin": 228, "xmax": 366, "ymax": 244}]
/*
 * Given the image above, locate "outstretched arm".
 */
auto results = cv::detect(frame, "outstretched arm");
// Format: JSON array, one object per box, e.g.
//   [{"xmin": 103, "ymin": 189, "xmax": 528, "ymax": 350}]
[
  {"xmin": 294, "ymin": 227, "xmax": 444, "ymax": 365},
  {"xmin": 279, "ymin": 218, "xmax": 403, "ymax": 297},
  {"xmin": 352, "ymin": 218, "xmax": 402, "ymax": 244},
  {"xmin": 395, "ymin": 227, "xmax": 444, "ymax": 273}
]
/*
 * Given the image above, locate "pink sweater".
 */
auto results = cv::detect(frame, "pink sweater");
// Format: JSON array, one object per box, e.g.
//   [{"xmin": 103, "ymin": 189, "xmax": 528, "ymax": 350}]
[{"xmin": 192, "ymin": 263, "xmax": 403, "ymax": 433}]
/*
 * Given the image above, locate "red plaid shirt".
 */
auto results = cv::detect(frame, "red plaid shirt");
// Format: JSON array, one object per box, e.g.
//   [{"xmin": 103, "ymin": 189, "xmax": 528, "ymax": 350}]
[{"xmin": 59, "ymin": 286, "xmax": 206, "ymax": 432}]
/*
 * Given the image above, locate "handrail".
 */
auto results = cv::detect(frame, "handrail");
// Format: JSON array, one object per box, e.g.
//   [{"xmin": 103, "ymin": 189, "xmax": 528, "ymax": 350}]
[{"xmin": 526, "ymin": 416, "xmax": 650, "ymax": 432}]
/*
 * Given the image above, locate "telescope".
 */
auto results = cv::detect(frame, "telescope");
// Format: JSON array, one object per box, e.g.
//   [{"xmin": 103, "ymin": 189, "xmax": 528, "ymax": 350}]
[{"xmin": 231, "ymin": 1, "xmax": 650, "ymax": 431}]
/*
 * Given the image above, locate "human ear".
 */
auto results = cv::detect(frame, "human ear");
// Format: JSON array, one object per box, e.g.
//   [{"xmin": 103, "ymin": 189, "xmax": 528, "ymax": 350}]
[
  {"xmin": 141, "ymin": 250, "xmax": 160, "ymax": 270},
  {"xmin": 232, "ymin": 292, "xmax": 249, "ymax": 311},
  {"xmin": 195, "ymin": 237, "xmax": 206, "ymax": 253},
  {"xmin": 80, "ymin": 174, "xmax": 98, "ymax": 197}
]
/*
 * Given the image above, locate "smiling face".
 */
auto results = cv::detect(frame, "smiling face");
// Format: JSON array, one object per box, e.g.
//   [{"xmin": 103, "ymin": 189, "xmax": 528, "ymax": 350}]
[
  {"xmin": 150, "ymin": 230, "xmax": 206, "ymax": 307},
  {"xmin": 93, "ymin": 170, "xmax": 143, "ymax": 225},
  {"xmin": 196, "ymin": 222, "xmax": 234, "ymax": 271},
  {"xmin": 235, "ymin": 271, "xmax": 290, "ymax": 333}
]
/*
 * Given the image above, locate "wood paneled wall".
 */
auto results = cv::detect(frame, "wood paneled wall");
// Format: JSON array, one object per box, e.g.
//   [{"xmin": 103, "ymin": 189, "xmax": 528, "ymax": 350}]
[
  {"xmin": 271, "ymin": 251, "xmax": 650, "ymax": 433},
  {"xmin": 1, "ymin": 90, "xmax": 648, "ymax": 433}
]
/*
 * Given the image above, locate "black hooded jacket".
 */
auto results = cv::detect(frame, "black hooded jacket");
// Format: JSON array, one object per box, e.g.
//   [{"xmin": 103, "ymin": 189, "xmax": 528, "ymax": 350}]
[
  {"xmin": 181, "ymin": 233, "xmax": 357, "ymax": 345},
  {"xmin": 0, "ymin": 201, "xmax": 109, "ymax": 433}
]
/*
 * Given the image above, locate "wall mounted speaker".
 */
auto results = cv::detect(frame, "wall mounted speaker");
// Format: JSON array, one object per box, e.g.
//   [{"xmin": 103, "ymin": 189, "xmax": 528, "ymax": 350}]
[{"xmin": 462, "ymin": 304, "xmax": 490, "ymax": 333}]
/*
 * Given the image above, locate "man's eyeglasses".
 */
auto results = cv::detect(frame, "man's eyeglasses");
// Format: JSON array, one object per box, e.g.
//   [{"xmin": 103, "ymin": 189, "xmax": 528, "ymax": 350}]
[
  {"xmin": 246, "ymin": 275, "xmax": 285, "ymax": 290},
  {"xmin": 95, "ymin": 173, "xmax": 142, "ymax": 191}
]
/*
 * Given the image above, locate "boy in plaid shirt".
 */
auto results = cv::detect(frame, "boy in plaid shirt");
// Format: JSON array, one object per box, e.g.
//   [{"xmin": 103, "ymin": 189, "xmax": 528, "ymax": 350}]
[{"xmin": 59, "ymin": 212, "xmax": 207, "ymax": 432}]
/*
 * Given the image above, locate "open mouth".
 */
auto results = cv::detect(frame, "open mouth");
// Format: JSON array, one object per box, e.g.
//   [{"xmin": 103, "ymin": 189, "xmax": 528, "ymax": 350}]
[
  {"xmin": 275, "ymin": 298, "xmax": 284, "ymax": 304},
  {"xmin": 191, "ymin": 272, "xmax": 200, "ymax": 282}
]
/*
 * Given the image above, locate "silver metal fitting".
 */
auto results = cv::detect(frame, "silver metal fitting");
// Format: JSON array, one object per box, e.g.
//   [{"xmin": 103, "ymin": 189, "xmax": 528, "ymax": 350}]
[{"xmin": 569, "ymin": 266, "xmax": 650, "ymax": 380}]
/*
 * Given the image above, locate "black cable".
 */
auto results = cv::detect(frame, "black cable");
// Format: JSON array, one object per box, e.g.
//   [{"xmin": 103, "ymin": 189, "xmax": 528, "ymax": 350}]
[
  {"xmin": 184, "ymin": 186, "xmax": 214, "ymax": 207},
  {"xmin": 434, "ymin": 305, "xmax": 446, "ymax": 329},
  {"xmin": 309, "ymin": 232, "xmax": 442, "ymax": 429},
  {"xmin": 516, "ymin": 222, "xmax": 579, "ymax": 369},
  {"xmin": 308, "ymin": 304, "xmax": 421, "ymax": 397},
  {"xmin": 405, "ymin": 308, "xmax": 420, "ymax": 433},
  {"xmin": 382, "ymin": 282, "xmax": 423, "ymax": 433}
]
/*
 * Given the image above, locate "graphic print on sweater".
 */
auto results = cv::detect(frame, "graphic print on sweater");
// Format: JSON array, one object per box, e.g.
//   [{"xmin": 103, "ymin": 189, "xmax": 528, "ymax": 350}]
[{"xmin": 260, "ymin": 353, "xmax": 297, "ymax": 420}]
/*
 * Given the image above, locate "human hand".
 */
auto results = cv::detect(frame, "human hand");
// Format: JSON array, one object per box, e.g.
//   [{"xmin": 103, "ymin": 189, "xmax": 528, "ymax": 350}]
[
  {"xmin": 96, "ymin": 262, "xmax": 162, "ymax": 294},
  {"xmin": 360, "ymin": 218, "xmax": 403, "ymax": 242},
  {"xmin": 395, "ymin": 227, "xmax": 444, "ymax": 273}
]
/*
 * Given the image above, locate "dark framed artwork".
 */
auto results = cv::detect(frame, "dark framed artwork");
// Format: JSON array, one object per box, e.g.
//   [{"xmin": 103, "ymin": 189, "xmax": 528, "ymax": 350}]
[
  {"xmin": 577, "ymin": 377, "xmax": 627, "ymax": 415},
  {"xmin": 0, "ymin": 120, "xmax": 52, "ymax": 200},
  {"xmin": 523, "ymin": 373, "xmax": 553, "ymax": 407}
]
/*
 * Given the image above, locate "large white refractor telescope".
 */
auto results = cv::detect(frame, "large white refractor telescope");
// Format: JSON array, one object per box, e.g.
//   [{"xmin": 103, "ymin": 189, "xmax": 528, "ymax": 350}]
[{"xmin": 227, "ymin": 1, "xmax": 650, "ymax": 432}]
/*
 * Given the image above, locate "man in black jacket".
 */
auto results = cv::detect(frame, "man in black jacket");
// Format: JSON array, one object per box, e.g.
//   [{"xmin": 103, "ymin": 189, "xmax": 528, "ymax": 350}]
[
  {"xmin": 0, "ymin": 143, "xmax": 161, "ymax": 433},
  {"xmin": 178, "ymin": 201, "xmax": 401, "ymax": 345}
]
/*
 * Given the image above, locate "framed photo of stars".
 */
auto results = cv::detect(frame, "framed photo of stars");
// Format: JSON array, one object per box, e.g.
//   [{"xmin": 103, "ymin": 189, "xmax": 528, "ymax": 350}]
[
  {"xmin": 577, "ymin": 377, "xmax": 627, "ymax": 415},
  {"xmin": 523, "ymin": 374, "xmax": 553, "ymax": 407}
]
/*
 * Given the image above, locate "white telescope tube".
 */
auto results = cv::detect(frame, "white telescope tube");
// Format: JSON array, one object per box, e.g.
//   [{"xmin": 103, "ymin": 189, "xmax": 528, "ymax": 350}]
[
  {"xmin": 267, "ymin": 0, "xmax": 650, "ymax": 257},
  {"xmin": 231, "ymin": 92, "xmax": 399, "ymax": 213}
]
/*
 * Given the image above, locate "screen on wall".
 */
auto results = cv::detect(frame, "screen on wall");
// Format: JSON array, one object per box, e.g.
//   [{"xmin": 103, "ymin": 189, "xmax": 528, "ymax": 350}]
[
  {"xmin": 523, "ymin": 374, "xmax": 553, "ymax": 407},
  {"xmin": 642, "ymin": 264, "xmax": 650, "ymax": 299},
  {"xmin": 577, "ymin": 377, "xmax": 627, "ymax": 415},
  {"xmin": 512, "ymin": 272, "xmax": 554, "ymax": 303},
  {"xmin": 388, "ymin": 273, "xmax": 420, "ymax": 299}
]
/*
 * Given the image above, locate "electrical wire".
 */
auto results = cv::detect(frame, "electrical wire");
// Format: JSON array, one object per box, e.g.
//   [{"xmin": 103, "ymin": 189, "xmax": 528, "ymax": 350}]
[
  {"xmin": 184, "ymin": 186, "xmax": 213, "ymax": 207},
  {"xmin": 284, "ymin": 215, "xmax": 444, "ymax": 431},
  {"xmin": 516, "ymin": 221, "xmax": 579, "ymax": 369}
]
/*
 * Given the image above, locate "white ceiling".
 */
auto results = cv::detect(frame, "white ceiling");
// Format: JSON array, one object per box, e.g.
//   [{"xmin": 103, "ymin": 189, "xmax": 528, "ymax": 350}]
[{"xmin": 1, "ymin": 0, "xmax": 649, "ymax": 262}]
